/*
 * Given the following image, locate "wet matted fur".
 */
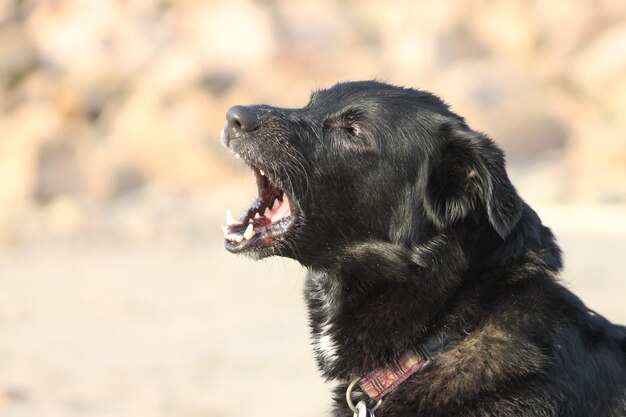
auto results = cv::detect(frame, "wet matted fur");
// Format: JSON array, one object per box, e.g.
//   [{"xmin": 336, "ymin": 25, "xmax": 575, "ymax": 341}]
[{"xmin": 221, "ymin": 81, "xmax": 626, "ymax": 417}]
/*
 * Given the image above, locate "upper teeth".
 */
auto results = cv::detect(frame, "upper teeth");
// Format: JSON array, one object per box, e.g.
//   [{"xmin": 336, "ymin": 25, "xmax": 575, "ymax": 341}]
[
  {"xmin": 260, "ymin": 170, "xmax": 265, "ymax": 176},
  {"xmin": 226, "ymin": 209, "xmax": 240, "ymax": 226},
  {"xmin": 272, "ymin": 199, "xmax": 280, "ymax": 210},
  {"xmin": 235, "ymin": 153, "xmax": 241, "ymax": 159}
]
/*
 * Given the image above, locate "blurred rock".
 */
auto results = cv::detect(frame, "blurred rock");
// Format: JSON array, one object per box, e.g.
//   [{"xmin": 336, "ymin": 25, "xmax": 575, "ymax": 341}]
[
  {"xmin": 572, "ymin": 23, "xmax": 626, "ymax": 91},
  {"xmin": 0, "ymin": 23, "xmax": 38, "ymax": 93},
  {"xmin": 435, "ymin": 23, "xmax": 490, "ymax": 65},
  {"xmin": 0, "ymin": 386, "xmax": 28, "ymax": 408},
  {"xmin": 567, "ymin": 123, "xmax": 626, "ymax": 203},
  {"xmin": 0, "ymin": 101, "xmax": 61, "ymax": 212},
  {"xmin": 468, "ymin": 0, "xmax": 541, "ymax": 68},
  {"xmin": 185, "ymin": 0, "xmax": 275, "ymax": 69},
  {"xmin": 532, "ymin": 0, "xmax": 593, "ymax": 59},
  {"xmin": 112, "ymin": 166, "xmax": 147, "ymax": 198},
  {"xmin": 433, "ymin": 59, "xmax": 568, "ymax": 163},
  {"xmin": 35, "ymin": 141, "xmax": 83, "ymax": 203},
  {"xmin": 43, "ymin": 195, "xmax": 84, "ymax": 236}
]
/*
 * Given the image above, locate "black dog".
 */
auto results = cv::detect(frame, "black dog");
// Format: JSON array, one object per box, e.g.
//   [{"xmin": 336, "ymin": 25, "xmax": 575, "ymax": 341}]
[{"xmin": 221, "ymin": 81, "xmax": 626, "ymax": 416}]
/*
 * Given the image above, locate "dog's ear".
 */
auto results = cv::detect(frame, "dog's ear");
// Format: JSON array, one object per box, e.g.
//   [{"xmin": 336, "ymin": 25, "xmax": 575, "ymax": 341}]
[{"xmin": 424, "ymin": 128, "xmax": 522, "ymax": 239}]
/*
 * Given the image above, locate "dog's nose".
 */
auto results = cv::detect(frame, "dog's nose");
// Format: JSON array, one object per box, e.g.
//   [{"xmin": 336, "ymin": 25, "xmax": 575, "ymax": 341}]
[{"xmin": 226, "ymin": 105, "xmax": 260, "ymax": 133}]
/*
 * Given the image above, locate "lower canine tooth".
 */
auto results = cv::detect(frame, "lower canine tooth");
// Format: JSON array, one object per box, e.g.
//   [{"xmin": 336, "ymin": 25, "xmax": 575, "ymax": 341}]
[
  {"xmin": 243, "ymin": 223, "xmax": 255, "ymax": 240},
  {"xmin": 272, "ymin": 199, "xmax": 280, "ymax": 210},
  {"xmin": 260, "ymin": 170, "xmax": 265, "ymax": 176}
]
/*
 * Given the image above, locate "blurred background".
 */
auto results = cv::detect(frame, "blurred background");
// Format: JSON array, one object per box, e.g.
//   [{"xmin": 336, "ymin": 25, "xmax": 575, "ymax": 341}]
[{"xmin": 0, "ymin": 0, "xmax": 625, "ymax": 416}]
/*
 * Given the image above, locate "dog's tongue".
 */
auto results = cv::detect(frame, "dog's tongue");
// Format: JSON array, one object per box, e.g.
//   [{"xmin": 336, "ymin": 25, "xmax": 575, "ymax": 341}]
[{"xmin": 269, "ymin": 197, "xmax": 291, "ymax": 222}]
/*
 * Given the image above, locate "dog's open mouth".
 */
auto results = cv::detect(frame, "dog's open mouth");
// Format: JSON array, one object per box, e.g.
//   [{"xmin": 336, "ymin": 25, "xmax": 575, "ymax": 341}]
[{"xmin": 223, "ymin": 154, "xmax": 297, "ymax": 253}]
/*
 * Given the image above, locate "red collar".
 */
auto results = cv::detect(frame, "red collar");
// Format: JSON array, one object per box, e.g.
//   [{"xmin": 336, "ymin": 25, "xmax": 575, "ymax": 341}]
[
  {"xmin": 358, "ymin": 348, "xmax": 429, "ymax": 401},
  {"xmin": 349, "ymin": 329, "xmax": 464, "ymax": 405}
]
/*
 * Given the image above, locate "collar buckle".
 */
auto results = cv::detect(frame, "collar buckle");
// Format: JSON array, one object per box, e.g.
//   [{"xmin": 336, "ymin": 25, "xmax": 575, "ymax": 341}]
[{"xmin": 346, "ymin": 378, "xmax": 382, "ymax": 413}]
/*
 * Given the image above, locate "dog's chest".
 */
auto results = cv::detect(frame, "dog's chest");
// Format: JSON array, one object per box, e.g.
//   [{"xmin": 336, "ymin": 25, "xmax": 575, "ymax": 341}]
[{"xmin": 304, "ymin": 270, "xmax": 342, "ymax": 371}]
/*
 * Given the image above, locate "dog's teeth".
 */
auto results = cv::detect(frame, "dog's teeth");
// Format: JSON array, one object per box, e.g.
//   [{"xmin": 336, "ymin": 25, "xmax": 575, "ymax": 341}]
[
  {"xmin": 221, "ymin": 225, "xmax": 228, "ymax": 234},
  {"xmin": 226, "ymin": 209, "xmax": 240, "ymax": 226},
  {"xmin": 235, "ymin": 153, "xmax": 240, "ymax": 159},
  {"xmin": 254, "ymin": 212, "xmax": 261, "ymax": 219},
  {"xmin": 225, "ymin": 232, "xmax": 244, "ymax": 243},
  {"xmin": 243, "ymin": 223, "xmax": 255, "ymax": 240},
  {"xmin": 260, "ymin": 169, "xmax": 265, "ymax": 176},
  {"xmin": 272, "ymin": 199, "xmax": 280, "ymax": 210}
]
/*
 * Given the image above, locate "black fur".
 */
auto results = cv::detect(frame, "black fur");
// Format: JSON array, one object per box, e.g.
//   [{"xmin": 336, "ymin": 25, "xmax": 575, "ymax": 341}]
[{"xmin": 223, "ymin": 81, "xmax": 626, "ymax": 416}]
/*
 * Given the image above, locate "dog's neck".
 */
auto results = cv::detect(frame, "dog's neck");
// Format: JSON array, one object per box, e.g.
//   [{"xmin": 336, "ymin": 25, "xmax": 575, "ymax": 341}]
[
  {"xmin": 303, "ymin": 234, "xmax": 469, "ymax": 381},
  {"xmin": 303, "ymin": 206, "xmax": 562, "ymax": 381}
]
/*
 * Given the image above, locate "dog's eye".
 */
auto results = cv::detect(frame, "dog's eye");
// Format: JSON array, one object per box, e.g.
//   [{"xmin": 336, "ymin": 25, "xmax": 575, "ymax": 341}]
[{"xmin": 348, "ymin": 125, "xmax": 365, "ymax": 139}]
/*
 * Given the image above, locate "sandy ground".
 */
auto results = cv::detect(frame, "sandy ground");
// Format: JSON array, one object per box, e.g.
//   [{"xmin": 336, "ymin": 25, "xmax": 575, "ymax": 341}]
[{"xmin": 0, "ymin": 209, "xmax": 625, "ymax": 417}]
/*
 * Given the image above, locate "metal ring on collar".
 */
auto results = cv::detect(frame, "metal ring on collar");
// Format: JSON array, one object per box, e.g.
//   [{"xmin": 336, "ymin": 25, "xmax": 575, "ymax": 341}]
[{"xmin": 346, "ymin": 378, "xmax": 382, "ymax": 413}]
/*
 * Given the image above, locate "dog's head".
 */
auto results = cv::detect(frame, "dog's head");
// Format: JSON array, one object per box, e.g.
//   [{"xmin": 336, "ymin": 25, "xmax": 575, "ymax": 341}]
[{"xmin": 221, "ymin": 81, "xmax": 522, "ymax": 266}]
